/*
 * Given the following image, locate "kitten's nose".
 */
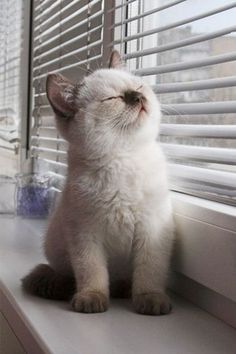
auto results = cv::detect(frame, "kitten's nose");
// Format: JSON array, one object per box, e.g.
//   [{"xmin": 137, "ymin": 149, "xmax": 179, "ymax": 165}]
[{"xmin": 124, "ymin": 90, "xmax": 144, "ymax": 105}]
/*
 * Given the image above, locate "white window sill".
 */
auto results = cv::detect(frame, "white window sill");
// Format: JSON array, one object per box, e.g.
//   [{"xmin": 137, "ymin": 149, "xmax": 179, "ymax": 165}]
[
  {"xmin": 0, "ymin": 216, "xmax": 236, "ymax": 354},
  {"xmin": 170, "ymin": 192, "xmax": 236, "ymax": 327}
]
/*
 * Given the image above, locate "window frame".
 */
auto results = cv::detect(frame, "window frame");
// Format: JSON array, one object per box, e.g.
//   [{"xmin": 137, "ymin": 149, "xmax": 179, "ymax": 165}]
[
  {"xmin": 4, "ymin": 0, "xmax": 236, "ymax": 323},
  {"xmin": 20, "ymin": 0, "xmax": 236, "ymax": 323}
]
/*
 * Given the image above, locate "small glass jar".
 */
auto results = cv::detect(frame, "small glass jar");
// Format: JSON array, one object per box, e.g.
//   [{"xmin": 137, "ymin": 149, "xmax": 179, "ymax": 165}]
[{"xmin": 15, "ymin": 173, "xmax": 50, "ymax": 218}]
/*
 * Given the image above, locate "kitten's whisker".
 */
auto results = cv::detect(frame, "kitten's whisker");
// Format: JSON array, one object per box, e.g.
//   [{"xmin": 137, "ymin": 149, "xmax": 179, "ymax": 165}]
[
  {"xmin": 89, "ymin": 46, "xmax": 101, "ymax": 71},
  {"xmin": 161, "ymin": 105, "xmax": 187, "ymax": 126},
  {"xmin": 161, "ymin": 105, "xmax": 183, "ymax": 117},
  {"xmin": 58, "ymin": 46, "xmax": 94, "ymax": 76}
]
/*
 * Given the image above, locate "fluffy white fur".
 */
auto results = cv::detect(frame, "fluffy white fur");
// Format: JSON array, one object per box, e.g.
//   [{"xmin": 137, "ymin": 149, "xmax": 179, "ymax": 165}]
[{"xmin": 24, "ymin": 51, "xmax": 174, "ymax": 315}]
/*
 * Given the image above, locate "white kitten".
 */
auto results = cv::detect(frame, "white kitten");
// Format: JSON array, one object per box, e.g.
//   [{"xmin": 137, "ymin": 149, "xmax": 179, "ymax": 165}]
[{"xmin": 22, "ymin": 51, "xmax": 174, "ymax": 315}]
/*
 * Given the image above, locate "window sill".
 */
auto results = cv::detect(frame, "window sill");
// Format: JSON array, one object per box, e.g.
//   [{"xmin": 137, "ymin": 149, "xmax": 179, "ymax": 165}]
[
  {"xmin": 0, "ymin": 217, "xmax": 235, "ymax": 354},
  {"xmin": 170, "ymin": 192, "xmax": 236, "ymax": 327}
]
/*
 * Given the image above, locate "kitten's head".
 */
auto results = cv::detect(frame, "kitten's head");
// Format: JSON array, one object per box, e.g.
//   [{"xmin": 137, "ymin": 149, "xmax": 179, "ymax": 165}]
[{"xmin": 46, "ymin": 50, "xmax": 161, "ymax": 159}]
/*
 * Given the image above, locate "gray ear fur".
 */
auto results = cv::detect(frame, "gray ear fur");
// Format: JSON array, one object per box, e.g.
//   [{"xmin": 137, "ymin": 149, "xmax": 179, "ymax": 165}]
[
  {"xmin": 108, "ymin": 50, "xmax": 124, "ymax": 69},
  {"xmin": 46, "ymin": 73, "xmax": 76, "ymax": 118}
]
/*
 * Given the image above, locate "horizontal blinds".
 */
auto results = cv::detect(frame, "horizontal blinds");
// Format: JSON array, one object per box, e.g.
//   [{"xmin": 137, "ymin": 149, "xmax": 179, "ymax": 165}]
[
  {"xmin": 122, "ymin": 26, "xmax": 236, "ymax": 58},
  {"xmin": 32, "ymin": 0, "xmax": 236, "ymax": 205},
  {"xmin": 0, "ymin": 1, "xmax": 22, "ymax": 124},
  {"xmin": 0, "ymin": 0, "xmax": 22, "ymax": 176},
  {"xmin": 112, "ymin": 0, "xmax": 236, "ymax": 205},
  {"xmin": 112, "ymin": 3, "xmax": 236, "ymax": 43},
  {"xmin": 31, "ymin": 0, "xmax": 104, "ymax": 177}
]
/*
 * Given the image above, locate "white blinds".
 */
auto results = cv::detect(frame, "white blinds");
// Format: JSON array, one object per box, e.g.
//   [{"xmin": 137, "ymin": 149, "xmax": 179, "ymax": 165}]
[
  {"xmin": 0, "ymin": 0, "xmax": 22, "ymax": 175},
  {"xmin": 31, "ymin": 0, "xmax": 104, "ymax": 186},
  {"xmin": 31, "ymin": 0, "xmax": 236, "ymax": 205},
  {"xmin": 112, "ymin": 0, "xmax": 236, "ymax": 205}
]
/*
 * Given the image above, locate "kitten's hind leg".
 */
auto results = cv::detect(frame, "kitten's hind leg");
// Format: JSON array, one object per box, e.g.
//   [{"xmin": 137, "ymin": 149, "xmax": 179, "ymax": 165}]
[{"xmin": 22, "ymin": 264, "xmax": 75, "ymax": 300}]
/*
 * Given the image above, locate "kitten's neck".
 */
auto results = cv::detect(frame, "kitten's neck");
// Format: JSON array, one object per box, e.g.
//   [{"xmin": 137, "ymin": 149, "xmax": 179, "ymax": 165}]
[
  {"xmin": 67, "ymin": 140, "xmax": 155, "ymax": 174},
  {"xmin": 67, "ymin": 145, "xmax": 113, "ymax": 173}
]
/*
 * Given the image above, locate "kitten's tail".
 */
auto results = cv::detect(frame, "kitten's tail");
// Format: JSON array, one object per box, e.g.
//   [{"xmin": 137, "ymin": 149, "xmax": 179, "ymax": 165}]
[{"xmin": 21, "ymin": 264, "xmax": 75, "ymax": 300}]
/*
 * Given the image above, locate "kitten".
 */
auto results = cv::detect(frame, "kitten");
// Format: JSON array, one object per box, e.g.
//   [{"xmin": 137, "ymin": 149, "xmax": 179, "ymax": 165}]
[{"xmin": 22, "ymin": 51, "xmax": 175, "ymax": 315}]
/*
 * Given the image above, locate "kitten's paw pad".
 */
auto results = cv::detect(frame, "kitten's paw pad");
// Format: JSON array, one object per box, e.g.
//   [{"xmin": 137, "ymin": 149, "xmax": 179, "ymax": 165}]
[
  {"xmin": 71, "ymin": 291, "xmax": 109, "ymax": 313},
  {"xmin": 133, "ymin": 293, "xmax": 172, "ymax": 316}
]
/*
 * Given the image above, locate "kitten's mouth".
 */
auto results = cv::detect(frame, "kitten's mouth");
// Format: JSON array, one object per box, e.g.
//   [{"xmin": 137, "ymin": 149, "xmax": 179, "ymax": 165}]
[
  {"xmin": 140, "ymin": 104, "xmax": 146, "ymax": 113},
  {"xmin": 139, "ymin": 101, "xmax": 148, "ymax": 116}
]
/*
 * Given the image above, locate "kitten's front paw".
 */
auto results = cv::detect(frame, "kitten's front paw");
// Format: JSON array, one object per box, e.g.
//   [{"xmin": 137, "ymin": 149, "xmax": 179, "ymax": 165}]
[
  {"xmin": 71, "ymin": 291, "xmax": 109, "ymax": 313},
  {"xmin": 133, "ymin": 293, "xmax": 172, "ymax": 315}
]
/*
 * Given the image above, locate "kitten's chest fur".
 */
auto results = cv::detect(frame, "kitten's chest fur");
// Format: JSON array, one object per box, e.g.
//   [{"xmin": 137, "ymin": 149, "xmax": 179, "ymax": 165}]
[
  {"xmin": 68, "ymin": 143, "xmax": 165, "ymax": 255},
  {"xmin": 70, "ymin": 151, "xmax": 143, "ymax": 233},
  {"xmin": 75, "ymin": 154, "xmax": 142, "ymax": 232}
]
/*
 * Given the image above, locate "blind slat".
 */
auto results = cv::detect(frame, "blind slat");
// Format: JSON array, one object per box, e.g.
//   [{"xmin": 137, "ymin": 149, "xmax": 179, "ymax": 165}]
[
  {"xmin": 134, "ymin": 52, "xmax": 236, "ymax": 75},
  {"xmin": 32, "ymin": 146, "xmax": 67, "ymax": 156},
  {"xmin": 31, "ymin": 142, "xmax": 68, "ymax": 153},
  {"xmin": 161, "ymin": 101, "xmax": 236, "ymax": 115},
  {"xmin": 31, "ymin": 136, "xmax": 66, "ymax": 144},
  {"xmin": 170, "ymin": 183, "xmax": 235, "ymax": 205},
  {"xmin": 160, "ymin": 124, "xmax": 236, "ymax": 139},
  {"xmin": 169, "ymin": 164, "xmax": 236, "ymax": 189},
  {"xmin": 162, "ymin": 144, "xmax": 236, "ymax": 164},
  {"xmin": 153, "ymin": 76, "xmax": 236, "ymax": 93}
]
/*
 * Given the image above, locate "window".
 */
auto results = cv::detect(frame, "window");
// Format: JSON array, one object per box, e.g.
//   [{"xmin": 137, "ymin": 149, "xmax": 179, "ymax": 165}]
[
  {"xmin": 0, "ymin": 0, "xmax": 23, "ymax": 176},
  {"xmin": 30, "ymin": 0, "xmax": 236, "ymax": 205}
]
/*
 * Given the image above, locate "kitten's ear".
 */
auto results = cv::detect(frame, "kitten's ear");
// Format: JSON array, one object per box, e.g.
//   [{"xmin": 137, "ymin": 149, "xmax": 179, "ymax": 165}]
[
  {"xmin": 46, "ymin": 73, "xmax": 77, "ymax": 119},
  {"xmin": 108, "ymin": 50, "xmax": 124, "ymax": 69}
]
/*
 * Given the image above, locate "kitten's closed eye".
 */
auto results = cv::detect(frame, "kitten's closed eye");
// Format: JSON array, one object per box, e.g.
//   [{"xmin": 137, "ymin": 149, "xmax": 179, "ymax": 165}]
[
  {"xmin": 101, "ymin": 96, "xmax": 124, "ymax": 102},
  {"xmin": 101, "ymin": 86, "xmax": 143, "ymax": 104}
]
